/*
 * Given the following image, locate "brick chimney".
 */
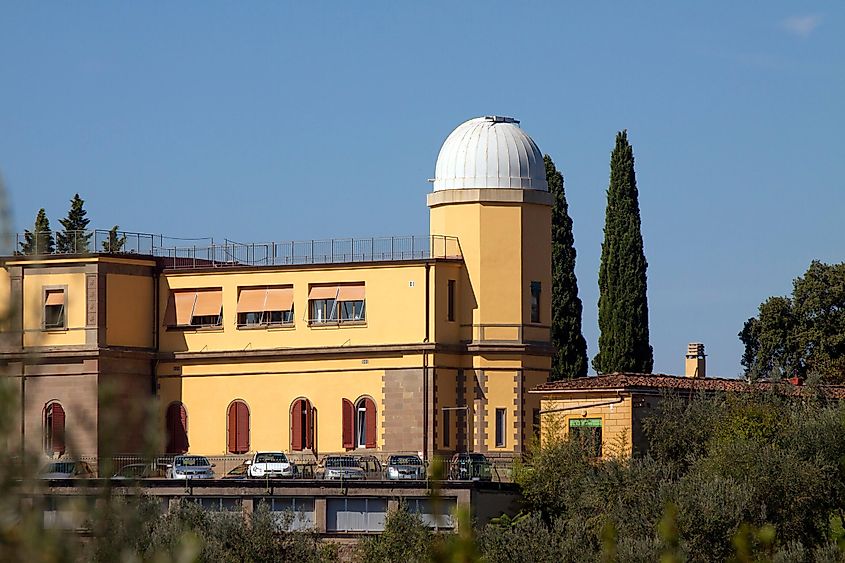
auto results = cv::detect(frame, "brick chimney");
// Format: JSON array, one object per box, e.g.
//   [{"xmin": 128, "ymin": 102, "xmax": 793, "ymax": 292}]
[{"xmin": 685, "ymin": 343, "xmax": 706, "ymax": 378}]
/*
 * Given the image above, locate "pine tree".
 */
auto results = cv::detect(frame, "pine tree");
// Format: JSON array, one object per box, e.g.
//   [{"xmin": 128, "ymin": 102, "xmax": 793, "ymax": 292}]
[
  {"xmin": 546, "ymin": 155, "xmax": 588, "ymax": 380},
  {"xmin": 593, "ymin": 130, "xmax": 653, "ymax": 374},
  {"xmin": 102, "ymin": 225, "xmax": 126, "ymax": 252},
  {"xmin": 56, "ymin": 193, "xmax": 92, "ymax": 254},
  {"xmin": 19, "ymin": 208, "xmax": 55, "ymax": 255}
]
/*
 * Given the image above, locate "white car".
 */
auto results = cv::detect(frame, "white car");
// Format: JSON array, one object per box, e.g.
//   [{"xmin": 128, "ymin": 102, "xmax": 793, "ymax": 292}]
[{"xmin": 247, "ymin": 451, "xmax": 294, "ymax": 479}]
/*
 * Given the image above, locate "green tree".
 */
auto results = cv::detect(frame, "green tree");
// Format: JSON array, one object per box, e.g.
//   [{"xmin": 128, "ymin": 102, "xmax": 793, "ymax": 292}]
[
  {"xmin": 740, "ymin": 260, "xmax": 845, "ymax": 382},
  {"xmin": 593, "ymin": 130, "xmax": 653, "ymax": 374},
  {"xmin": 19, "ymin": 208, "xmax": 54, "ymax": 255},
  {"xmin": 546, "ymin": 155, "xmax": 588, "ymax": 380},
  {"xmin": 56, "ymin": 193, "xmax": 92, "ymax": 254},
  {"xmin": 102, "ymin": 225, "xmax": 126, "ymax": 252}
]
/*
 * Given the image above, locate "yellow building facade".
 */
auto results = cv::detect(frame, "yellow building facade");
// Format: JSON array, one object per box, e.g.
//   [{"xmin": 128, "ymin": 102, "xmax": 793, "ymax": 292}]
[{"xmin": 1, "ymin": 116, "xmax": 553, "ymax": 463}]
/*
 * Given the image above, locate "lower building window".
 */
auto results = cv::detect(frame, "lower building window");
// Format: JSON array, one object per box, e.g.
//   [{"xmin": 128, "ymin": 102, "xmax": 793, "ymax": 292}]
[
  {"xmin": 569, "ymin": 418, "xmax": 603, "ymax": 457},
  {"xmin": 495, "ymin": 408, "xmax": 506, "ymax": 448},
  {"xmin": 44, "ymin": 402, "xmax": 66, "ymax": 456},
  {"xmin": 442, "ymin": 409, "xmax": 451, "ymax": 448},
  {"xmin": 326, "ymin": 498, "xmax": 386, "ymax": 533}
]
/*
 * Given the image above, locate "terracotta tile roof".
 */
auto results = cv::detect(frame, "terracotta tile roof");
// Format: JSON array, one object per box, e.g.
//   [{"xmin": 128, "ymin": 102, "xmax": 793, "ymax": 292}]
[{"xmin": 531, "ymin": 373, "xmax": 845, "ymax": 399}]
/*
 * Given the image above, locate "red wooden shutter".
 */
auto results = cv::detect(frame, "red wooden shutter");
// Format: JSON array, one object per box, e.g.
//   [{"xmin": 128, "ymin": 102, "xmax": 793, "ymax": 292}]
[
  {"xmin": 235, "ymin": 402, "xmax": 249, "ymax": 453},
  {"xmin": 364, "ymin": 398, "xmax": 376, "ymax": 449},
  {"xmin": 166, "ymin": 403, "xmax": 189, "ymax": 454},
  {"xmin": 304, "ymin": 399, "xmax": 313, "ymax": 450},
  {"xmin": 51, "ymin": 403, "xmax": 65, "ymax": 455},
  {"xmin": 179, "ymin": 405, "xmax": 189, "ymax": 452},
  {"xmin": 342, "ymin": 399, "xmax": 354, "ymax": 450},
  {"xmin": 227, "ymin": 403, "xmax": 238, "ymax": 453},
  {"xmin": 291, "ymin": 399, "xmax": 302, "ymax": 451}
]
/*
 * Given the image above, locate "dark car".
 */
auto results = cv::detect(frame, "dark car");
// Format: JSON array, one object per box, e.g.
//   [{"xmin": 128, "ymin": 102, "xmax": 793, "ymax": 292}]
[
  {"xmin": 112, "ymin": 463, "xmax": 168, "ymax": 480},
  {"xmin": 222, "ymin": 462, "xmax": 249, "ymax": 480},
  {"xmin": 384, "ymin": 454, "xmax": 425, "ymax": 480},
  {"xmin": 315, "ymin": 455, "xmax": 366, "ymax": 480},
  {"xmin": 447, "ymin": 453, "xmax": 492, "ymax": 481}
]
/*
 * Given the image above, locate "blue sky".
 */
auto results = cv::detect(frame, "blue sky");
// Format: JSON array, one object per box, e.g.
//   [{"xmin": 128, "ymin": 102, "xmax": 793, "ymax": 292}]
[{"xmin": 1, "ymin": 2, "xmax": 843, "ymax": 377}]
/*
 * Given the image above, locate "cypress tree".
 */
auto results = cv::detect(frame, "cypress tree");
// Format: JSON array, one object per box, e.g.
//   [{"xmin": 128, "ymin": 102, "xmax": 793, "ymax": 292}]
[
  {"xmin": 546, "ymin": 155, "xmax": 588, "ymax": 379},
  {"xmin": 593, "ymin": 130, "xmax": 653, "ymax": 374},
  {"xmin": 19, "ymin": 208, "xmax": 55, "ymax": 255},
  {"xmin": 56, "ymin": 193, "xmax": 92, "ymax": 254}
]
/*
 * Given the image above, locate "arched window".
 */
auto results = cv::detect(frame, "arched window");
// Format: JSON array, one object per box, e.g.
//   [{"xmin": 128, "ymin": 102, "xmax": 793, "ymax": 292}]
[
  {"xmin": 165, "ymin": 402, "xmax": 189, "ymax": 454},
  {"xmin": 343, "ymin": 397, "xmax": 376, "ymax": 449},
  {"xmin": 290, "ymin": 398, "xmax": 314, "ymax": 451},
  {"xmin": 227, "ymin": 400, "xmax": 250, "ymax": 454},
  {"xmin": 44, "ymin": 402, "xmax": 66, "ymax": 456}
]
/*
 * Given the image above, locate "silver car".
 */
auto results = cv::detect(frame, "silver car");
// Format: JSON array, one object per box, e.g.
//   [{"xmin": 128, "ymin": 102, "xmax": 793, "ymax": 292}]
[
  {"xmin": 315, "ymin": 455, "xmax": 366, "ymax": 480},
  {"xmin": 384, "ymin": 454, "xmax": 425, "ymax": 480},
  {"xmin": 167, "ymin": 455, "xmax": 215, "ymax": 480}
]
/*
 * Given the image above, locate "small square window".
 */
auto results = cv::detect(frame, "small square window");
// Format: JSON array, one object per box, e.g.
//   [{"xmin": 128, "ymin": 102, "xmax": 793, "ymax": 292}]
[{"xmin": 569, "ymin": 418, "xmax": 603, "ymax": 457}]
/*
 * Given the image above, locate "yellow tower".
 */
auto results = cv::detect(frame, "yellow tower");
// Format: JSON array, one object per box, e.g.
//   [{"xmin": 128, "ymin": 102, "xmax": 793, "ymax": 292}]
[{"xmin": 427, "ymin": 116, "xmax": 552, "ymax": 454}]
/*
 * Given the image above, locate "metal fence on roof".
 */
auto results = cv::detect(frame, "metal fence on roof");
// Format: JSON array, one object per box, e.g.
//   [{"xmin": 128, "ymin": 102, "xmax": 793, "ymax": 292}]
[{"xmin": 11, "ymin": 230, "xmax": 462, "ymax": 268}]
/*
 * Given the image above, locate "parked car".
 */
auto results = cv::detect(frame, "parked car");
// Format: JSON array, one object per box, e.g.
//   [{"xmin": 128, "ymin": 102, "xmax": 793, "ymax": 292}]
[
  {"xmin": 353, "ymin": 454, "xmax": 383, "ymax": 478},
  {"xmin": 222, "ymin": 462, "xmax": 249, "ymax": 480},
  {"xmin": 315, "ymin": 455, "xmax": 366, "ymax": 480},
  {"xmin": 111, "ymin": 463, "xmax": 168, "ymax": 480},
  {"xmin": 447, "ymin": 453, "xmax": 492, "ymax": 481},
  {"xmin": 384, "ymin": 454, "xmax": 425, "ymax": 480},
  {"xmin": 166, "ymin": 455, "xmax": 215, "ymax": 480},
  {"xmin": 39, "ymin": 460, "xmax": 96, "ymax": 479},
  {"xmin": 247, "ymin": 451, "xmax": 294, "ymax": 479}
]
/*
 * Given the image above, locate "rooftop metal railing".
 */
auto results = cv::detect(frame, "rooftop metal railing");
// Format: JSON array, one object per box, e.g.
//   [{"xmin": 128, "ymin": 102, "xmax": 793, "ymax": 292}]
[{"xmin": 10, "ymin": 230, "xmax": 463, "ymax": 268}]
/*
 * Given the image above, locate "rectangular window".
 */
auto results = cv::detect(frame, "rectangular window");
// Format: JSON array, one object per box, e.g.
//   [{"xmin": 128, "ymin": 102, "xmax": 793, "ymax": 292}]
[
  {"xmin": 530, "ymin": 281, "xmax": 541, "ymax": 323},
  {"xmin": 166, "ymin": 289, "xmax": 222, "ymax": 327},
  {"xmin": 44, "ymin": 289, "xmax": 66, "ymax": 329},
  {"xmin": 447, "ymin": 280, "xmax": 456, "ymax": 322},
  {"xmin": 309, "ymin": 284, "xmax": 365, "ymax": 324},
  {"xmin": 442, "ymin": 409, "xmax": 451, "ymax": 448},
  {"xmin": 259, "ymin": 497, "xmax": 316, "ymax": 531},
  {"xmin": 326, "ymin": 497, "xmax": 386, "ymax": 533},
  {"xmin": 569, "ymin": 418, "xmax": 603, "ymax": 457},
  {"xmin": 236, "ymin": 286, "xmax": 294, "ymax": 327},
  {"xmin": 533, "ymin": 408, "xmax": 541, "ymax": 441},
  {"xmin": 407, "ymin": 497, "xmax": 456, "ymax": 530},
  {"xmin": 495, "ymin": 408, "xmax": 506, "ymax": 448}
]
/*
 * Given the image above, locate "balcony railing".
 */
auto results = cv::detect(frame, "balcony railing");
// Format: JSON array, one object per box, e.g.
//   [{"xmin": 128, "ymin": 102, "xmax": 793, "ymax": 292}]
[
  {"xmin": 10, "ymin": 230, "xmax": 463, "ymax": 269},
  {"xmin": 158, "ymin": 235, "xmax": 462, "ymax": 269}
]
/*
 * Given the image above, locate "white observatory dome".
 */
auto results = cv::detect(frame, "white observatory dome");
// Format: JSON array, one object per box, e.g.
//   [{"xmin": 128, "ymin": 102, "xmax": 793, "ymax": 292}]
[{"xmin": 433, "ymin": 116, "xmax": 548, "ymax": 191}]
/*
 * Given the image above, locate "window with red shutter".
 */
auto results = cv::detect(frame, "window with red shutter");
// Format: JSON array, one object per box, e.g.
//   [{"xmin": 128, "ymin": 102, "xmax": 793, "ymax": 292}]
[
  {"xmin": 227, "ymin": 400, "xmax": 250, "ymax": 454},
  {"xmin": 364, "ymin": 398, "xmax": 376, "ymax": 449},
  {"xmin": 342, "ymin": 398, "xmax": 354, "ymax": 450},
  {"xmin": 303, "ymin": 399, "xmax": 313, "ymax": 451},
  {"xmin": 166, "ymin": 402, "xmax": 189, "ymax": 454},
  {"xmin": 291, "ymin": 399, "xmax": 303, "ymax": 451},
  {"xmin": 236, "ymin": 401, "xmax": 249, "ymax": 453},
  {"xmin": 45, "ymin": 402, "xmax": 66, "ymax": 456}
]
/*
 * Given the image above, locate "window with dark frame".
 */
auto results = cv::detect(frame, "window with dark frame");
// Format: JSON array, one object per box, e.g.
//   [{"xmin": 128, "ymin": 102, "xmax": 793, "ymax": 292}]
[
  {"xmin": 530, "ymin": 281, "xmax": 541, "ymax": 323},
  {"xmin": 447, "ymin": 280, "xmax": 456, "ymax": 322},
  {"xmin": 309, "ymin": 284, "xmax": 366, "ymax": 324},
  {"xmin": 495, "ymin": 408, "xmax": 506, "ymax": 447},
  {"xmin": 44, "ymin": 289, "xmax": 65, "ymax": 329},
  {"xmin": 236, "ymin": 287, "xmax": 294, "ymax": 328},
  {"xmin": 442, "ymin": 409, "xmax": 451, "ymax": 448},
  {"xmin": 569, "ymin": 418, "xmax": 603, "ymax": 457}
]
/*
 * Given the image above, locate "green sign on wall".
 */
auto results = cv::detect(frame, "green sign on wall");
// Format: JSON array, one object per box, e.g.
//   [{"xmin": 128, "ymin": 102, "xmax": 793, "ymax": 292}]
[{"xmin": 569, "ymin": 418, "xmax": 602, "ymax": 428}]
